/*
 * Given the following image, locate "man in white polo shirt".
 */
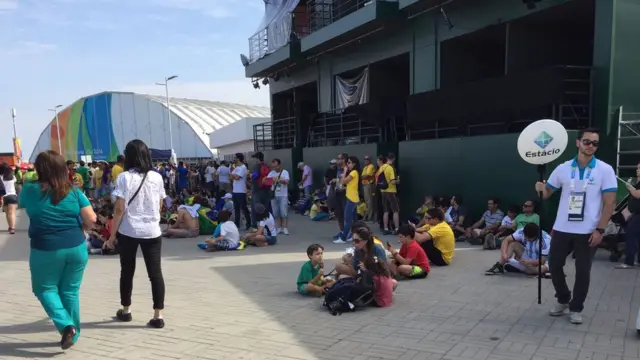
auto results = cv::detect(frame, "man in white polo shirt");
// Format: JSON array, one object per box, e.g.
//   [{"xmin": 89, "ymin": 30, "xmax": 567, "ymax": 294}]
[{"xmin": 535, "ymin": 127, "xmax": 617, "ymax": 324}]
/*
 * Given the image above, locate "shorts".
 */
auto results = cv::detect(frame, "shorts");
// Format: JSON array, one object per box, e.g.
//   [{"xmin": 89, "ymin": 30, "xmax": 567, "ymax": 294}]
[
  {"xmin": 406, "ymin": 265, "xmax": 428, "ymax": 279},
  {"xmin": 265, "ymin": 235, "xmax": 277, "ymax": 245},
  {"xmin": 271, "ymin": 196, "xmax": 288, "ymax": 218},
  {"xmin": 2, "ymin": 195, "xmax": 18, "ymax": 205},
  {"xmin": 213, "ymin": 239, "xmax": 234, "ymax": 250},
  {"xmin": 381, "ymin": 192, "xmax": 399, "ymax": 213},
  {"xmin": 297, "ymin": 283, "xmax": 308, "ymax": 294}
]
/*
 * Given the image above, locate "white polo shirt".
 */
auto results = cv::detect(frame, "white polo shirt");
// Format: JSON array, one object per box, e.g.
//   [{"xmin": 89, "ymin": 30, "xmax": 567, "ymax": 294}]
[{"xmin": 546, "ymin": 156, "xmax": 617, "ymax": 234}]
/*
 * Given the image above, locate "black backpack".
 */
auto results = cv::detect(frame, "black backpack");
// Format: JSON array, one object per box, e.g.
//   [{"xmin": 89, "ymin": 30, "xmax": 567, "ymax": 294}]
[
  {"xmin": 376, "ymin": 165, "xmax": 393, "ymax": 190},
  {"xmin": 323, "ymin": 270, "xmax": 375, "ymax": 315}
]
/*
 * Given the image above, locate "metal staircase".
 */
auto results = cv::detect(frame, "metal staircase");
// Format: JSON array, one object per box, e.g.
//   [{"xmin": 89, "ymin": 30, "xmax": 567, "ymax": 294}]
[{"xmin": 616, "ymin": 107, "xmax": 640, "ymax": 179}]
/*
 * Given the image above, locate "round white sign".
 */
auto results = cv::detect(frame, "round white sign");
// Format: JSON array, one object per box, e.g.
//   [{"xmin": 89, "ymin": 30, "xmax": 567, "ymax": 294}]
[{"xmin": 517, "ymin": 119, "xmax": 568, "ymax": 165}]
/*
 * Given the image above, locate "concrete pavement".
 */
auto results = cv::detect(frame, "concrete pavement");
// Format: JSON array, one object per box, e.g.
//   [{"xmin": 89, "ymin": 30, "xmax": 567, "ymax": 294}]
[{"xmin": 1, "ymin": 210, "xmax": 640, "ymax": 359}]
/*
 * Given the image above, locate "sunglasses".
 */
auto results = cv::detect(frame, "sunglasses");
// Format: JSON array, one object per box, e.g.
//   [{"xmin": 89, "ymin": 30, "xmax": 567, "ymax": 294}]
[
  {"xmin": 523, "ymin": 204, "xmax": 533, "ymax": 207},
  {"xmin": 581, "ymin": 139, "xmax": 599, "ymax": 147},
  {"xmin": 353, "ymin": 238, "xmax": 362, "ymax": 244}
]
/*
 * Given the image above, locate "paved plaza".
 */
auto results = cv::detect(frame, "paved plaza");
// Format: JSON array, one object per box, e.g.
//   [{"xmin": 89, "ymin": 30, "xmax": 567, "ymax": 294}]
[{"xmin": 2, "ymin": 211, "xmax": 640, "ymax": 360}]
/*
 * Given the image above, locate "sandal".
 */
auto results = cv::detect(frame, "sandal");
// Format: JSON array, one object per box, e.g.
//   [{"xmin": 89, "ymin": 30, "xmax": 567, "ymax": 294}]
[
  {"xmin": 115, "ymin": 309, "xmax": 132, "ymax": 322},
  {"xmin": 8, "ymin": 228, "xmax": 15, "ymax": 234},
  {"xmin": 615, "ymin": 264, "xmax": 634, "ymax": 269}
]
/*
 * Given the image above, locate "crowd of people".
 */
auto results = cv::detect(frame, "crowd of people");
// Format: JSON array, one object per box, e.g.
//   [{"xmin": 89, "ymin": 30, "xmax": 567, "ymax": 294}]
[{"xmin": 3, "ymin": 127, "xmax": 629, "ymax": 349}]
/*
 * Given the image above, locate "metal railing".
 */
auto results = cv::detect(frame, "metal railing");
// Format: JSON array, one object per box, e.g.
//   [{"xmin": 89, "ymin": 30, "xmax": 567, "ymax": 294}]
[
  {"xmin": 248, "ymin": 7, "xmax": 310, "ymax": 64},
  {"xmin": 253, "ymin": 116, "xmax": 296, "ymax": 151},
  {"xmin": 307, "ymin": 111, "xmax": 380, "ymax": 147},
  {"xmin": 307, "ymin": 0, "xmax": 372, "ymax": 33}
]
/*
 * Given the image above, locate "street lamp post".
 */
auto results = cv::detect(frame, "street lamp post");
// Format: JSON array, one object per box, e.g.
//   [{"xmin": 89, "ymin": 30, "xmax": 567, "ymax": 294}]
[
  {"xmin": 156, "ymin": 75, "xmax": 178, "ymax": 164},
  {"xmin": 10, "ymin": 108, "xmax": 17, "ymax": 140},
  {"xmin": 48, "ymin": 104, "xmax": 63, "ymax": 154}
]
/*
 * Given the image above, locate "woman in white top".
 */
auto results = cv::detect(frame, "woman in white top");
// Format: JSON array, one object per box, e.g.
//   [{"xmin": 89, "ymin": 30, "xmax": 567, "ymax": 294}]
[
  {"xmin": 104, "ymin": 139, "xmax": 167, "ymax": 329},
  {"xmin": 1, "ymin": 165, "xmax": 18, "ymax": 234}
]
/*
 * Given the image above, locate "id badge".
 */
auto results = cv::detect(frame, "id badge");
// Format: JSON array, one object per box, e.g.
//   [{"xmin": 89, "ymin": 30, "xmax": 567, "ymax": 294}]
[{"xmin": 567, "ymin": 191, "xmax": 586, "ymax": 221}]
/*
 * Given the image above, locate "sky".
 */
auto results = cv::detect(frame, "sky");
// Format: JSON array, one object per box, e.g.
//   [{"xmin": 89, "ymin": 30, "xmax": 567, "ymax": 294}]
[{"xmin": 0, "ymin": 0, "xmax": 271, "ymax": 159}]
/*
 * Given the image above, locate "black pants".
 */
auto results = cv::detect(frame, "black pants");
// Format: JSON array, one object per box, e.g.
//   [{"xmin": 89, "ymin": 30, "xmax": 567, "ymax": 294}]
[
  {"xmin": 549, "ymin": 230, "xmax": 592, "ymax": 312},
  {"xmin": 334, "ymin": 193, "xmax": 346, "ymax": 231},
  {"xmin": 118, "ymin": 233, "xmax": 165, "ymax": 310},
  {"xmin": 421, "ymin": 240, "xmax": 448, "ymax": 266},
  {"xmin": 232, "ymin": 192, "xmax": 251, "ymax": 229}
]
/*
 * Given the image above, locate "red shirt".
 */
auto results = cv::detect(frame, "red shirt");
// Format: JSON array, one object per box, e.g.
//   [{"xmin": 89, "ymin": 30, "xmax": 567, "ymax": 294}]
[
  {"xmin": 373, "ymin": 275, "xmax": 394, "ymax": 307},
  {"xmin": 399, "ymin": 241, "xmax": 431, "ymax": 273}
]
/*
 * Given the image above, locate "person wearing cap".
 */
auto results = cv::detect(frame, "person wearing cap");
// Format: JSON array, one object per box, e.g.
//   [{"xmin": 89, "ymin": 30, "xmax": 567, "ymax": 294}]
[
  {"xmin": 297, "ymin": 162, "xmax": 313, "ymax": 199},
  {"xmin": 251, "ymin": 152, "xmax": 271, "ymax": 229},
  {"xmin": 361, "ymin": 155, "xmax": 376, "ymax": 222},
  {"xmin": 222, "ymin": 192, "xmax": 234, "ymax": 214}
]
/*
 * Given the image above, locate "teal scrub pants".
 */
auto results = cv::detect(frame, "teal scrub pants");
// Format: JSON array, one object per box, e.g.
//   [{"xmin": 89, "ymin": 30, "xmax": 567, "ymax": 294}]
[{"xmin": 29, "ymin": 243, "xmax": 88, "ymax": 343}]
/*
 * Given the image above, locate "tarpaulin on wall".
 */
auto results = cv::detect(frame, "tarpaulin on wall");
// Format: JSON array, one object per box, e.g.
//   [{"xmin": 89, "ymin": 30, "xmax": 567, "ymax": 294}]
[
  {"xmin": 150, "ymin": 148, "xmax": 172, "ymax": 160},
  {"xmin": 335, "ymin": 67, "xmax": 370, "ymax": 110},
  {"xmin": 251, "ymin": 0, "xmax": 301, "ymax": 63}
]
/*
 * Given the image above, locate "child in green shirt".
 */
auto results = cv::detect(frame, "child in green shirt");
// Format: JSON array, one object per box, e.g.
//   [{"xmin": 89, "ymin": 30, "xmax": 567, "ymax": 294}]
[{"xmin": 297, "ymin": 244, "xmax": 333, "ymax": 296}]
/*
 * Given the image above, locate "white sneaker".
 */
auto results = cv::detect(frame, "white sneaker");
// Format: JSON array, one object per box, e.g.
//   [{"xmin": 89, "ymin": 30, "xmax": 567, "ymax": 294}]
[
  {"xmin": 549, "ymin": 303, "xmax": 569, "ymax": 316},
  {"xmin": 89, "ymin": 248, "xmax": 102, "ymax": 255},
  {"xmin": 569, "ymin": 312, "xmax": 583, "ymax": 324},
  {"xmin": 283, "ymin": 228, "xmax": 289, "ymax": 235},
  {"xmin": 346, "ymin": 237, "xmax": 353, "ymax": 242},
  {"xmin": 276, "ymin": 228, "xmax": 282, "ymax": 235},
  {"xmin": 333, "ymin": 238, "xmax": 346, "ymax": 244}
]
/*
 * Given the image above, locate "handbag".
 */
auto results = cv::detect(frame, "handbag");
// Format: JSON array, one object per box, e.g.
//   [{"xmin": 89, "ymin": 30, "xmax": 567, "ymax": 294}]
[
  {"xmin": 270, "ymin": 170, "xmax": 284, "ymax": 199},
  {"xmin": 128, "ymin": 171, "xmax": 149, "ymax": 206}
]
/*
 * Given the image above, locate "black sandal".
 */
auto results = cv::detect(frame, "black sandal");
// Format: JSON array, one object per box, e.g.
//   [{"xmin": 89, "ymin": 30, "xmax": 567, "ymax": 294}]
[
  {"xmin": 115, "ymin": 309, "xmax": 132, "ymax": 322},
  {"xmin": 148, "ymin": 318, "xmax": 165, "ymax": 329},
  {"xmin": 60, "ymin": 325, "xmax": 76, "ymax": 350},
  {"xmin": 8, "ymin": 228, "xmax": 15, "ymax": 234}
]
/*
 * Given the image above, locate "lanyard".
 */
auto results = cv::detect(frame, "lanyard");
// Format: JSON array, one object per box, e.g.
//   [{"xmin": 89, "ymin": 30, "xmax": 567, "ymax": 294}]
[{"xmin": 570, "ymin": 166, "xmax": 592, "ymax": 192}]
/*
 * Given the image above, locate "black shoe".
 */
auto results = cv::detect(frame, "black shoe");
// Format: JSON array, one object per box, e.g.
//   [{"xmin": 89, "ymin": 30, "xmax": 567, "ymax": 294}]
[
  {"xmin": 148, "ymin": 318, "xmax": 165, "ymax": 329},
  {"xmin": 60, "ymin": 325, "xmax": 76, "ymax": 350},
  {"xmin": 116, "ymin": 309, "xmax": 132, "ymax": 322},
  {"xmin": 383, "ymin": 229, "xmax": 392, "ymax": 235},
  {"xmin": 485, "ymin": 262, "xmax": 504, "ymax": 275},
  {"xmin": 504, "ymin": 264, "xmax": 521, "ymax": 273}
]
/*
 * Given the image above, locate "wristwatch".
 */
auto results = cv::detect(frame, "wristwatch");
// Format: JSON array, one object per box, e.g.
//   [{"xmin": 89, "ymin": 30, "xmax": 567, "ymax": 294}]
[{"xmin": 596, "ymin": 228, "xmax": 605, "ymax": 234}]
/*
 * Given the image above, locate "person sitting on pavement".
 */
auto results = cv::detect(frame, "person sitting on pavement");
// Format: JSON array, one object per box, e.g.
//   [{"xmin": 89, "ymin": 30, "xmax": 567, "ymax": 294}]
[
  {"xmin": 244, "ymin": 204, "xmax": 277, "ymax": 246},
  {"xmin": 465, "ymin": 197, "xmax": 504, "ymax": 245},
  {"xmin": 484, "ymin": 222, "xmax": 550, "ymax": 276},
  {"xmin": 310, "ymin": 196, "xmax": 329, "ymax": 221},
  {"xmin": 484, "ymin": 205, "xmax": 519, "ymax": 250},
  {"xmin": 205, "ymin": 210, "xmax": 240, "ymax": 251},
  {"xmin": 296, "ymin": 244, "xmax": 335, "ymax": 297},
  {"xmin": 387, "ymin": 224, "xmax": 430, "ymax": 279},
  {"xmin": 335, "ymin": 223, "xmax": 387, "ymax": 279},
  {"xmin": 513, "ymin": 200, "xmax": 540, "ymax": 230},
  {"xmin": 162, "ymin": 194, "xmax": 204, "ymax": 238},
  {"xmin": 411, "ymin": 208, "xmax": 455, "ymax": 266}
]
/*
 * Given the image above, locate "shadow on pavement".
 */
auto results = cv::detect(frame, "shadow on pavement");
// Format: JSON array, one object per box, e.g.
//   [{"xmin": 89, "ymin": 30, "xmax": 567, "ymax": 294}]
[{"xmin": 0, "ymin": 341, "xmax": 63, "ymax": 359}]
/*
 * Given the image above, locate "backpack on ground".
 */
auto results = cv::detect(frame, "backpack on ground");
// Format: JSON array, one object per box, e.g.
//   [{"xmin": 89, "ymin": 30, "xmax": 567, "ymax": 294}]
[
  {"xmin": 323, "ymin": 270, "xmax": 375, "ymax": 315},
  {"xmin": 256, "ymin": 163, "xmax": 271, "ymax": 190}
]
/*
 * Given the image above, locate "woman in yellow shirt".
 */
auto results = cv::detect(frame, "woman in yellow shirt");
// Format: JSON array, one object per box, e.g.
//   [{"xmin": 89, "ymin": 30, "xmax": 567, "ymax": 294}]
[{"xmin": 339, "ymin": 156, "xmax": 360, "ymax": 242}]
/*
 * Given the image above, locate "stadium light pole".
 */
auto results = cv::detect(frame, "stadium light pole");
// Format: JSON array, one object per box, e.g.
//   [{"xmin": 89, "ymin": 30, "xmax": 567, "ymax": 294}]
[
  {"xmin": 156, "ymin": 75, "xmax": 178, "ymax": 164},
  {"xmin": 48, "ymin": 104, "xmax": 63, "ymax": 154}
]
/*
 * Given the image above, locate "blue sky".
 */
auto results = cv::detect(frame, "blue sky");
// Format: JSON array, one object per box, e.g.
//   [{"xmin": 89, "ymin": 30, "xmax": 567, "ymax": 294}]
[{"xmin": 0, "ymin": 0, "xmax": 270, "ymax": 159}]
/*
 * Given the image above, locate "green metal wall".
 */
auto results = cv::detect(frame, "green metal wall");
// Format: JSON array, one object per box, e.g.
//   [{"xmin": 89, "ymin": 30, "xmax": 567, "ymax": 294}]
[{"xmin": 397, "ymin": 132, "xmax": 578, "ymax": 229}]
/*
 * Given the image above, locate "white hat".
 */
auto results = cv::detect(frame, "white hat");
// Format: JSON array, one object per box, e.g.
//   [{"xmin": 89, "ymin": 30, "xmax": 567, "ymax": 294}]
[
  {"xmin": 223, "ymin": 193, "xmax": 232, "ymax": 200},
  {"xmin": 329, "ymin": 159, "xmax": 337, "ymax": 164},
  {"xmin": 297, "ymin": 162, "xmax": 304, "ymax": 168}
]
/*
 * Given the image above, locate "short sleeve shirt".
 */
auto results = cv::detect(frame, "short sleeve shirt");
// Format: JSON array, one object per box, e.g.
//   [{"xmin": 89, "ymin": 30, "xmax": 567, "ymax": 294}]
[
  {"xmin": 303, "ymin": 165, "xmax": 312, "ymax": 187},
  {"xmin": 268, "ymin": 170, "xmax": 290, "ymax": 197},
  {"xmin": 232, "ymin": 165, "xmax": 247, "ymax": 193},
  {"xmin": 399, "ymin": 241, "xmax": 431, "ymax": 273},
  {"xmin": 20, "ymin": 182, "xmax": 91, "ymax": 251},
  {"xmin": 512, "ymin": 228, "xmax": 551, "ymax": 259},
  {"xmin": 297, "ymin": 261, "xmax": 320, "ymax": 287},
  {"xmin": 546, "ymin": 157, "xmax": 617, "ymax": 234},
  {"xmin": 112, "ymin": 170, "xmax": 166, "ymax": 239},
  {"xmin": 353, "ymin": 244, "xmax": 387, "ymax": 268},
  {"xmin": 482, "ymin": 210, "xmax": 504, "ymax": 227}
]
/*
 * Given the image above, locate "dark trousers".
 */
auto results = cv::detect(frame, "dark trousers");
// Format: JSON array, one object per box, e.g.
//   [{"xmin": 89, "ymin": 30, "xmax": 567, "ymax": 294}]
[
  {"xmin": 117, "ymin": 233, "xmax": 165, "ymax": 310},
  {"xmin": 233, "ymin": 192, "xmax": 251, "ymax": 229},
  {"xmin": 251, "ymin": 190, "xmax": 271, "ymax": 227},
  {"xmin": 549, "ymin": 230, "xmax": 592, "ymax": 312},
  {"xmin": 421, "ymin": 240, "xmax": 448, "ymax": 266},
  {"xmin": 625, "ymin": 214, "xmax": 640, "ymax": 266},
  {"xmin": 334, "ymin": 193, "xmax": 347, "ymax": 232}
]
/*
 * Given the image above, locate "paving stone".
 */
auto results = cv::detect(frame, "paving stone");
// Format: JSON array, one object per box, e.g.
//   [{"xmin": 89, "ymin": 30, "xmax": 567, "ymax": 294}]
[{"xmin": 1, "ymin": 212, "xmax": 640, "ymax": 359}]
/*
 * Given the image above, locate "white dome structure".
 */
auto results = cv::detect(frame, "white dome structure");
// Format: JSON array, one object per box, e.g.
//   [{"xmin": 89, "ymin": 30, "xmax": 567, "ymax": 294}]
[{"xmin": 29, "ymin": 91, "xmax": 270, "ymax": 162}]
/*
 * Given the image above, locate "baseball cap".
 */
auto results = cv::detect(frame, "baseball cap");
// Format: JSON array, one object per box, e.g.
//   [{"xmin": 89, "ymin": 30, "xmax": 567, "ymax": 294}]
[
  {"xmin": 251, "ymin": 152, "xmax": 264, "ymax": 161},
  {"xmin": 329, "ymin": 159, "xmax": 337, "ymax": 164},
  {"xmin": 223, "ymin": 193, "xmax": 232, "ymax": 200},
  {"xmin": 297, "ymin": 162, "xmax": 304, "ymax": 167}
]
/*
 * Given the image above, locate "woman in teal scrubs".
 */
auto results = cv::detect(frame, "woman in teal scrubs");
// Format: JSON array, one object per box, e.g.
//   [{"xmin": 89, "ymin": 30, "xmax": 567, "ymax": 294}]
[{"xmin": 20, "ymin": 151, "xmax": 96, "ymax": 350}]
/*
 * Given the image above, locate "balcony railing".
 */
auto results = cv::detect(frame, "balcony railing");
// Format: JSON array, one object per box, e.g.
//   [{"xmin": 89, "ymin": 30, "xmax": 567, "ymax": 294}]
[
  {"xmin": 307, "ymin": 111, "xmax": 381, "ymax": 148},
  {"xmin": 253, "ymin": 117, "xmax": 296, "ymax": 151},
  {"xmin": 247, "ymin": 7, "xmax": 310, "ymax": 64},
  {"xmin": 307, "ymin": 0, "xmax": 372, "ymax": 33}
]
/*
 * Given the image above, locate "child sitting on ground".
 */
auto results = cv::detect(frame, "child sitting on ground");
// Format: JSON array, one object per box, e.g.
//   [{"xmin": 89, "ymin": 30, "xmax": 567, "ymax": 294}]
[
  {"xmin": 87, "ymin": 209, "xmax": 115, "ymax": 255},
  {"xmin": 222, "ymin": 192, "xmax": 234, "ymax": 213},
  {"xmin": 309, "ymin": 197, "xmax": 329, "ymax": 221},
  {"xmin": 244, "ymin": 204, "xmax": 277, "ymax": 246},
  {"xmin": 356, "ymin": 248, "xmax": 397, "ymax": 307},
  {"xmin": 356, "ymin": 200, "xmax": 367, "ymax": 221},
  {"xmin": 296, "ymin": 244, "xmax": 334, "ymax": 296},
  {"xmin": 387, "ymin": 224, "xmax": 430, "ymax": 279},
  {"xmin": 205, "ymin": 210, "xmax": 240, "ymax": 251}
]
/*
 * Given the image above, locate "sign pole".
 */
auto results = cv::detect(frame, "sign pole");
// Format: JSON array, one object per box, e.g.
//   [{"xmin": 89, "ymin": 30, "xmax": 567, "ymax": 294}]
[
  {"xmin": 517, "ymin": 119, "xmax": 568, "ymax": 306},
  {"xmin": 536, "ymin": 164, "xmax": 546, "ymax": 304}
]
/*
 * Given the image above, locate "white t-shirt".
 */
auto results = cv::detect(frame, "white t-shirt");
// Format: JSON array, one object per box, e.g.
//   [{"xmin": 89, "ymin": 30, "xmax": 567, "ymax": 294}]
[
  {"xmin": 217, "ymin": 165, "xmax": 230, "ymax": 184},
  {"xmin": 268, "ymin": 169, "xmax": 290, "ymax": 197},
  {"xmin": 2, "ymin": 178, "xmax": 16, "ymax": 197},
  {"xmin": 113, "ymin": 170, "xmax": 166, "ymax": 239},
  {"xmin": 232, "ymin": 165, "xmax": 247, "ymax": 193},
  {"xmin": 546, "ymin": 157, "xmax": 617, "ymax": 234},
  {"xmin": 501, "ymin": 216, "xmax": 514, "ymax": 227},
  {"xmin": 164, "ymin": 196, "xmax": 173, "ymax": 209},
  {"xmin": 260, "ymin": 213, "xmax": 277, "ymax": 237},
  {"xmin": 220, "ymin": 221, "xmax": 240, "ymax": 247},
  {"xmin": 205, "ymin": 166, "xmax": 214, "ymax": 183}
]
